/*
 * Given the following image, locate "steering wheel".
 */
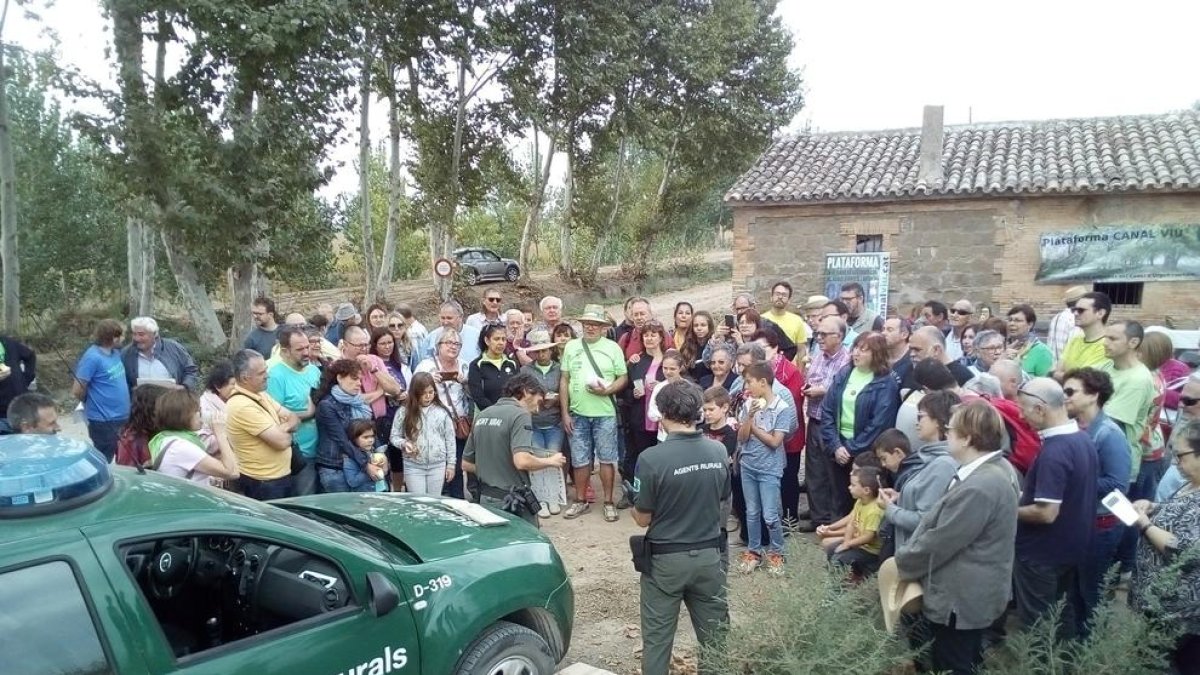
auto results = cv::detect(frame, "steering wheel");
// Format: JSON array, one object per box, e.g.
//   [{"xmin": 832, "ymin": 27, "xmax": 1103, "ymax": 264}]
[{"xmin": 148, "ymin": 538, "xmax": 199, "ymax": 600}]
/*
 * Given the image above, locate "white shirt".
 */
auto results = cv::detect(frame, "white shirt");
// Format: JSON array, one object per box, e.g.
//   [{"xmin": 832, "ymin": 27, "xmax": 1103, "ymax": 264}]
[
  {"xmin": 1038, "ymin": 419, "xmax": 1080, "ymax": 439},
  {"xmin": 954, "ymin": 450, "xmax": 1005, "ymax": 484}
]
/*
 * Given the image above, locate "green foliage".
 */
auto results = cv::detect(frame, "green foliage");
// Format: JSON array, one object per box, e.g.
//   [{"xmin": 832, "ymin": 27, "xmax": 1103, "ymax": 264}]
[
  {"xmin": 336, "ymin": 149, "xmax": 426, "ymax": 283},
  {"xmin": 6, "ymin": 49, "xmax": 126, "ymax": 310}
]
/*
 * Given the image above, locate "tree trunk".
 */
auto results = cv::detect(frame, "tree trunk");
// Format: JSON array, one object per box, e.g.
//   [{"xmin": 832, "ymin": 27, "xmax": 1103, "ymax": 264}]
[
  {"xmin": 559, "ymin": 132, "xmax": 574, "ymax": 279},
  {"xmin": 375, "ymin": 73, "xmax": 401, "ymax": 300},
  {"xmin": 0, "ymin": 9, "xmax": 20, "ymax": 333},
  {"xmin": 433, "ymin": 58, "xmax": 470, "ymax": 302},
  {"xmin": 136, "ymin": 216, "xmax": 156, "ymax": 315},
  {"xmin": 160, "ymin": 228, "xmax": 225, "ymax": 348},
  {"xmin": 631, "ymin": 134, "xmax": 680, "ymax": 275},
  {"xmin": 228, "ymin": 260, "xmax": 260, "ymax": 353},
  {"xmin": 127, "ymin": 215, "xmax": 143, "ymax": 312},
  {"xmin": 519, "ymin": 128, "xmax": 555, "ymax": 273},
  {"xmin": 358, "ymin": 49, "xmax": 377, "ymax": 302}
]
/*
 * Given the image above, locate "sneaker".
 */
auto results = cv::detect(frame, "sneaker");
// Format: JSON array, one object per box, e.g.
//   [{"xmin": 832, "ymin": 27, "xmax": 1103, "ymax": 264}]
[
  {"xmin": 737, "ymin": 551, "xmax": 762, "ymax": 575},
  {"xmin": 549, "ymin": 502, "xmax": 562, "ymax": 516},
  {"xmin": 765, "ymin": 553, "xmax": 785, "ymax": 577},
  {"xmin": 538, "ymin": 502, "xmax": 551, "ymax": 518},
  {"xmin": 563, "ymin": 501, "xmax": 590, "ymax": 519},
  {"xmin": 615, "ymin": 494, "xmax": 633, "ymax": 510},
  {"xmin": 585, "ymin": 485, "xmax": 596, "ymax": 503},
  {"xmin": 603, "ymin": 502, "xmax": 619, "ymax": 522}
]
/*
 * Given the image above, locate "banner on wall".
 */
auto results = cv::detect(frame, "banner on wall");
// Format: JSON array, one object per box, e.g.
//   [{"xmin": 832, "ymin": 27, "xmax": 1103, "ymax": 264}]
[
  {"xmin": 824, "ymin": 252, "xmax": 890, "ymax": 317},
  {"xmin": 1036, "ymin": 225, "xmax": 1200, "ymax": 283}
]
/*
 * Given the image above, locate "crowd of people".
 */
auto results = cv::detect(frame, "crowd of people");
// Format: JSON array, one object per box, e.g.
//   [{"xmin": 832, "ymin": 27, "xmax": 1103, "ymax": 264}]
[{"xmin": 0, "ymin": 277, "xmax": 1196, "ymax": 675}]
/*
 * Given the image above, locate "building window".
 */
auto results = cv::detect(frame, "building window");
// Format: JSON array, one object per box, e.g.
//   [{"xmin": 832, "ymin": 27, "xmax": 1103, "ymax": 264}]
[
  {"xmin": 1093, "ymin": 282, "xmax": 1143, "ymax": 306},
  {"xmin": 856, "ymin": 235, "xmax": 883, "ymax": 253}
]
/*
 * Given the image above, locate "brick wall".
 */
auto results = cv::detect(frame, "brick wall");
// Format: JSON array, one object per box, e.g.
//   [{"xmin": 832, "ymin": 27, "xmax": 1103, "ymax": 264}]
[{"xmin": 732, "ymin": 192, "xmax": 1200, "ymax": 327}]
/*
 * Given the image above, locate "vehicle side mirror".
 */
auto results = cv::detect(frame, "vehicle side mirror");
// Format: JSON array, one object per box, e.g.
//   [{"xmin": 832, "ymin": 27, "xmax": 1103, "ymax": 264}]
[{"xmin": 366, "ymin": 572, "xmax": 400, "ymax": 618}]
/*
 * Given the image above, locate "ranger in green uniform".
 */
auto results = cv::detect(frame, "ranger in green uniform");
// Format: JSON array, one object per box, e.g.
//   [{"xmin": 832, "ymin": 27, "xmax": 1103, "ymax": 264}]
[
  {"xmin": 631, "ymin": 380, "xmax": 731, "ymax": 675},
  {"xmin": 463, "ymin": 373, "xmax": 567, "ymax": 526}
]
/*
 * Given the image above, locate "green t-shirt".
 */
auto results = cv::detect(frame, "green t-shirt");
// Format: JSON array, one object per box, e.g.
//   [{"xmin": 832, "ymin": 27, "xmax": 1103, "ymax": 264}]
[
  {"xmin": 1061, "ymin": 334, "xmax": 1110, "ymax": 372},
  {"xmin": 839, "ymin": 367, "xmax": 874, "ymax": 439},
  {"xmin": 561, "ymin": 337, "xmax": 627, "ymax": 417},
  {"xmin": 633, "ymin": 431, "xmax": 731, "ymax": 544},
  {"xmin": 462, "ymin": 397, "xmax": 535, "ymax": 490},
  {"xmin": 1104, "ymin": 362, "xmax": 1155, "ymax": 480},
  {"xmin": 1019, "ymin": 340, "xmax": 1054, "ymax": 377}
]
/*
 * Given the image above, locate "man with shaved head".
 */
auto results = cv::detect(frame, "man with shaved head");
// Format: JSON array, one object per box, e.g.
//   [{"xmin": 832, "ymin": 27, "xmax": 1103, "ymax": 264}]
[
  {"xmin": 945, "ymin": 299, "xmax": 975, "ymax": 361},
  {"xmin": 1014, "ymin": 377, "xmax": 1098, "ymax": 639},
  {"xmin": 905, "ymin": 326, "xmax": 974, "ymax": 390}
]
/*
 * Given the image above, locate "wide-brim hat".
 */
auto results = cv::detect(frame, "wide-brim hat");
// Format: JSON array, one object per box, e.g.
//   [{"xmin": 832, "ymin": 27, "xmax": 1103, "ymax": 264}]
[
  {"xmin": 575, "ymin": 304, "xmax": 614, "ymax": 326},
  {"xmin": 801, "ymin": 295, "xmax": 830, "ymax": 311},
  {"xmin": 524, "ymin": 329, "xmax": 556, "ymax": 352},
  {"xmin": 334, "ymin": 302, "xmax": 359, "ymax": 322},
  {"xmin": 1063, "ymin": 285, "xmax": 1088, "ymax": 303},
  {"xmin": 877, "ymin": 556, "xmax": 924, "ymax": 633}
]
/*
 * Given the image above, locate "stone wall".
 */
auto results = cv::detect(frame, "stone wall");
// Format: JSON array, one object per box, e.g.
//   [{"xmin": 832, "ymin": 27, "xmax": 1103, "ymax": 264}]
[{"xmin": 732, "ymin": 192, "xmax": 1200, "ymax": 327}]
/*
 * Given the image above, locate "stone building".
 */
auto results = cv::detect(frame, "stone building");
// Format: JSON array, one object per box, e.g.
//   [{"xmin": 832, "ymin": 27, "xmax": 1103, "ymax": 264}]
[{"xmin": 725, "ymin": 107, "xmax": 1200, "ymax": 325}]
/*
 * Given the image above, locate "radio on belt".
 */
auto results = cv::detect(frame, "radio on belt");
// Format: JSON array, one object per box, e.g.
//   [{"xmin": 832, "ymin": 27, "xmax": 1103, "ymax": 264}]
[{"xmin": 0, "ymin": 434, "xmax": 112, "ymax": 517}]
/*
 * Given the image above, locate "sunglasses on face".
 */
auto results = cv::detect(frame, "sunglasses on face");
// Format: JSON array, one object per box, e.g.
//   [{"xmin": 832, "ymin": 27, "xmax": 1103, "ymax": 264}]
[
  {"xmin": 950, "ymin": 308, "xmax": 973, "ymax": 316},
  {"xmin": 486, "ymin": 297, "xmax": 502, "ymax": 303},
  {"xmin": 388, "ymin": 323, "xmax": 404, "ymax": 329}
]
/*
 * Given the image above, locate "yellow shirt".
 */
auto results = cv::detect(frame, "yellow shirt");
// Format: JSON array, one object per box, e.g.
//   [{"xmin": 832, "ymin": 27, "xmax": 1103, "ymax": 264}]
[
  {"xmin": 764, "ymin": 309, "xmax": 809, "ymax": 348},
  {"xmin": 1061, "ymin": 334, "xmax": 1111, "ymax": 372},
  {"xmin": 851, "ymin": 499, "xmax": 885, "ymax": 555},
  {"xmin": 226, "ymin": 385, "xmax": 290, "ymax": 480}
]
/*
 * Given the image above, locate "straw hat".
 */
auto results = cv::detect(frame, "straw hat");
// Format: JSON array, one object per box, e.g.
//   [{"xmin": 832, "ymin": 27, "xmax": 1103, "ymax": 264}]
[
  {"xmin": 800, "ymin": 295, "xmax": 830, "ymax": 311},
  {"xmin": 1063, "ymin": 285, "xmax": 1088, "ymax": 303},
  {"xmin": 523, "ymin": 329, "xmax": 556, "ymax": 352},
  {"xmin": 877, "ymin": 556, "xmax": 924, "ymax": 633},
  {"xmin": 575, "ymin": 304, "xmax": 614, "ymax": 326}
]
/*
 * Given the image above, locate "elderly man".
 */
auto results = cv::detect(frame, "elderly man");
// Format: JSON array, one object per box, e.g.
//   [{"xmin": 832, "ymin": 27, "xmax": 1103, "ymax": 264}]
[
  {"xmin": 817, "ymin": 301, "xmax": 859, "ymax": 348},
  {"xmin": 801, "ymin": 316, "xmax": 851, "ymax": 532},
  {"xmin": 341, "ymin": 325, "xmax": 404, "ymax": 417},
  {"xmin": 503, "ymin": 308, "xmax": 532, "ymax": 365},
  {"xmin": 839, "ymin": 282, "xmax": 884, "ymax": 333},
  {"xmin": 989, "ymin": 359, "xmax": 1025, "ymax": 402},
  {"xmin": 226, "ymin": 349, "xmax": 300, "ymax": 500},
  {"xmin": 801, "ymin": 295, "xmax": 830, "ymax": 361},
  {"xmin": 267, "ymin": 327, "xmax": 321, "ymax": 495},
  {"xmin": 466, "ymin": 289, "xmax": 505, "ymax": 328},
  {"xmin": 416, "ymin": 301, "xmax": 481, "ymax": 367},
  {"xmin": 1014, "ymin": 377, "xmax": 1099, "ymax": 639},
  {"xmin": 533, "ymin": 295, "xmax": 570, "ymax": 334},
  {"xmin": 1, "ymin": 392, "xmax": 59, "ymax": 435},
  {"xmin": 906, "ymin": 326, "xmax": 974, "ymax": 390},
  {"xmin": 945, "ymin": 299, "xmax": 975, "ymax": 361},
  {"xmin": 617, "ymin": 297, "xmax": 654, "ymax": 360},
  {"xmin": 327, "ymin": 302, "xmax": 359, "ymax": 345},
  {"xmin": 1048, "ymin": 285, "xmax": 1088, "ymax": 364},
  {"xmin": 120, "ymin": 316, "xmax": 199, "ymax": 391},
  {"xmin": 732, "ymin": 292, "xmax": 756, "ymax": 318}
]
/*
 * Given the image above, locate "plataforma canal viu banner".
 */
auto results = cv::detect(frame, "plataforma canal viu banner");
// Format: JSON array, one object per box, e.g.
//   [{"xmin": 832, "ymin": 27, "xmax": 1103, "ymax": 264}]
[{"xmin": 1036, "ymin": 224, "xmax": 1200, "ymax": 283}]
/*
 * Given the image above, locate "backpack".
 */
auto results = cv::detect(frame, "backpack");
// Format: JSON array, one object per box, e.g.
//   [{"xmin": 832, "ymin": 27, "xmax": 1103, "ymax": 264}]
[{"xmin": 985, "ymin": 396, "xmax": 1041, "ymax": 474}]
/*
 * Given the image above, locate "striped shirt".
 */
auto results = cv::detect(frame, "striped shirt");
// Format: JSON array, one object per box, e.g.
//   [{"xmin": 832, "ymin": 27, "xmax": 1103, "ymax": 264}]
[{"xmin": 806, "ymin": 347, "xmax": 850, "ymax": 421}]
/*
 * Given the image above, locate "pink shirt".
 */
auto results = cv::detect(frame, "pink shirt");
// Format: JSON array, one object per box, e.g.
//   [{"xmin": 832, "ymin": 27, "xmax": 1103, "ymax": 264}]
[{"xmin": 359, "ymin": 354, "xmax": 389, "ymax": 418}]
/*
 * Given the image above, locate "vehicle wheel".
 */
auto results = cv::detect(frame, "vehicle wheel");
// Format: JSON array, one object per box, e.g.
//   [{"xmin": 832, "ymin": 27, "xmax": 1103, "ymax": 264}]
[
  {"xmin": 465, "ymin": 268, "xmax": 480, "ymax": 286},
  {"xmin": 504, "ymin": 266, "xmax": 520, "ymax": 282},
  {"xmin": 454, "ymin": 621, "xmax": 555, "ymax": 675}
]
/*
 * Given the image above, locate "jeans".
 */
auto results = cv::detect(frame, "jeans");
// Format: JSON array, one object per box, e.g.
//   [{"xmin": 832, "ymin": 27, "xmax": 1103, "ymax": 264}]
[
  {"xmin": 293, "ymin": 456, "xmax": 319, "ymax": 496},
  {"xmin": 740, "ymin": 464, "xmax": 784, "ymax": 556},
  {"xmin": 1080, "ymin": 520, "xmax": 1124, "ymax": 634},
  {"xmin": 239, "ymin": 474, "xmax": 295, "ymax": 501},
  {"xmin": 569, "ymin": 414, "xmax": 619, "ymax": 467},
  {"xmin": 318, "ymin": 466, "xmax": 351, "ymax": 493},
  {"xmin": 804, "ymin": 418, "xmax": 835, "ymax": 525},
  {"xmin": 532, "ymin": 424, "xmax": 564, "ymax": 452},
  {"xmin": 87, "ymin": 418, "xmax": 126, "ymax": 463},
  {"xmin": 827, "ymin": 546, "xmax": 881, "ymax": 576},
  {"xmin": 404, "ymin": 462, "xmax": 446, "ymax": 495}
]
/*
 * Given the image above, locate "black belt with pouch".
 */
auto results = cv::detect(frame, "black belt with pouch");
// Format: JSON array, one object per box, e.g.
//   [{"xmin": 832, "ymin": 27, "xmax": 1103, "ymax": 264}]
[
  {"xmin": 480, "ymin": 482, "xmax": 540, "ymax": 517},
  {"xmin": 629, "ymin": 535, "xmax": 725, "ymax": 575}
]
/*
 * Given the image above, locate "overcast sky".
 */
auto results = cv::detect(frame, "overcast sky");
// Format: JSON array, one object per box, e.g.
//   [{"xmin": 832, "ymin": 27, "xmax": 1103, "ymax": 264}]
[{"xmin": 9, "ymin": 0, "xmax": 1200, "ymax": 195}]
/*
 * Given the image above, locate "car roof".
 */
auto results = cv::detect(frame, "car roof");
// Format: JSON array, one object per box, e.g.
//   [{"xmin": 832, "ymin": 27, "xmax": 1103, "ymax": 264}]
[
  {"xmin": 453, "ymin": 247, "xmax": 491, "ymax": 254},
  {"xmin": 3, "ymin": 467, "xmax": 281, "ymax": 544}
]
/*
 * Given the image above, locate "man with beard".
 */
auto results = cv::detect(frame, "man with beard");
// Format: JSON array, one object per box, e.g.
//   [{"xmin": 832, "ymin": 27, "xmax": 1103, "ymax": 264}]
[
  {"xmin": 839, "ymin": 282, "xmax": 884, "ymax": 333},
  {"xmin": 764, "ymin": 281, "xmax": 809, "ymax": 356},
  {"xmin": 267, "ymin": 326, "xmax": 321, "ymax": 495},
  {"xmin": 244, "ymin": 297, "xmax": 281, "ymax": 357},
  {"xmin": 883, "ymin": 317, "xmax": 912, "ymax": 383}
]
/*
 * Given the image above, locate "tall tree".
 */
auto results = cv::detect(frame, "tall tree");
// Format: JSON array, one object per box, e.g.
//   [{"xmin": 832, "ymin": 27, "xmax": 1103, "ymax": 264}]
[{"xmin": 0, "ymin": 0, "xmax": 20, "ymax": 331}]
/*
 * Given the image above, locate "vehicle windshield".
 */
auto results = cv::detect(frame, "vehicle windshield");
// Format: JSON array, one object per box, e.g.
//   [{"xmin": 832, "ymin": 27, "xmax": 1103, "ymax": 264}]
[{"xmin": 276, "ymin": 505, "xmax": 420, "ymax": 563}]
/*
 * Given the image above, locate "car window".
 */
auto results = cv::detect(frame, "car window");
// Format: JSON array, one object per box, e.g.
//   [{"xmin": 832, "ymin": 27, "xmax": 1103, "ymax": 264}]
[
  {"xmin": 0, "ymin": 561, "xmax": 113, "ymax": 674},
  {"xmin": 479, "ymin": 251, "xmax": 500, "ymax": 262},
  {"xmin": 121, "ymin": 535, "xmax": 356, "ymax": 660}
]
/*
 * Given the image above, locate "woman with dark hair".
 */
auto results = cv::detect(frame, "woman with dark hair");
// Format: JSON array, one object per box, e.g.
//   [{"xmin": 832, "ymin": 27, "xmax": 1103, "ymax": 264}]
[
  {"xmin": 114, "ymin": 385, "xmax": 170, "ymax": 467},
  {"xmin": 876, "ymin": 390, "xmax": 962, "ymax": 553},
  {"xmin": 468, "ymin": 323, "xmax": 519, "ymax": 411},
  {"xmin": 624, "ymin": 321, "xmax": 671, "ymax": 486},
  {"xmin": 688, "ymin": 311, "xmax": 716, "ymax": 380},
  {"xmin": 737, "ymin": 308, "xmax": 798, "ymax": 361},
  {"xmin": 390, "ymin": 372, "xmax": 455, "ymax": 495},
  {"xmin": 199, "ymin": 360, "xmax": 236, "ymax": 457},
  {"xmin": 370, "ymin": 327, "xmax": 412, "ymax": 460},
  {"xmin": 365, "ymin": 303, "xmax": 389, "ymax": 331},
  {"xmin": 551, "ymin": 323, "xmax": 576, "ymax": 361},
  {"xmin": 151, "ymin": 389, "xmax": 239, "ymax": 487},
  {"xmin": 820, "ymin": 332, "xmax": 900, "ymax": 517},
  {"xmin": 314, "ymin": 359, "xmax": 372, "ymax": 493},
  {"xmin": 670, "ymin": 302, "xmax": 695, "ymax": 351},
  {"xmin": 960, "ymin": 324, "xmax": 979, "ymax": 366}
]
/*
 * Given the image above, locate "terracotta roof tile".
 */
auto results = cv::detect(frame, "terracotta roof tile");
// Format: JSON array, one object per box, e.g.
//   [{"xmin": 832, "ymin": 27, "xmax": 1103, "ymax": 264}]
[{"xmin": 725, "ymin": 111, "xmax": 1200, "ymax": 204}]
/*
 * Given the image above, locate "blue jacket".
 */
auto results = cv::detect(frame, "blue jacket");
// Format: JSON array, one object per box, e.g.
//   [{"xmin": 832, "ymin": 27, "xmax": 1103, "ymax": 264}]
[
  {"xmin": 121, "ymin": 338, "xmax": 199, "ymax": 391},
  {"xmin": 315, "ymin": 396, "xmax": 365, "ymax": 469},
  {"xmin": 1084, "ymin": 410, "xmax": 1132, "ymax": 512},
  {"xmin": 819, "ymin": 366, "xmax": 900, "ymax": 456}
]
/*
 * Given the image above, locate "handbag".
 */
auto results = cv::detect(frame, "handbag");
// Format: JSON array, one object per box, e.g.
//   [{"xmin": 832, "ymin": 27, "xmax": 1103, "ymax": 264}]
[
  {"xmin": 231, "ymin": 392, "xmax": 306, "ymax": 475},
  {"xmin": 440, "ymin": 380, "xmax": 473, "ymax": 439}
]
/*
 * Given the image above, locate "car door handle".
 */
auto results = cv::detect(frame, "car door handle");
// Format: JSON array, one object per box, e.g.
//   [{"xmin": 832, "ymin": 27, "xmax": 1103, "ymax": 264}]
[{"xmin": 300, "ymin": 570, "xmax": 338, "ymax": 589}]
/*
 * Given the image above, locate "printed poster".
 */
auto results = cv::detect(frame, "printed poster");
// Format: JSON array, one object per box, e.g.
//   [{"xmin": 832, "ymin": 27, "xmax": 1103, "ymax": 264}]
[
  {"xmin": 824, "ymin": 252, "xmax": 890, "ymax": 317},
  {"xmin": 1036, "ymin": 225, "xmax": 1200, "ymax": 283}
]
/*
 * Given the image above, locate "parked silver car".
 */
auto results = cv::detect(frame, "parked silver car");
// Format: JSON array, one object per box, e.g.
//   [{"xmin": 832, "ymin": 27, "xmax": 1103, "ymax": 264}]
[{"xmin": 454, "ymin": 247, "xmax": 521, "ymax": 285}]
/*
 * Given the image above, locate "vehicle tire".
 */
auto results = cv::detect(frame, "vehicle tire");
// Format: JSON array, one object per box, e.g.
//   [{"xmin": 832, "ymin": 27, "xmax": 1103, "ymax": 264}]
[
  {"xmin": 454, "ymin": 621, "xmax": 555, "ymax": 675},
  {"xmin": 465, "ymin": 268, "xmax": 480, "ymax": 286},
  {"xmin": 504, "ymin": 265, "xmax": 520, "ymax": 282}
]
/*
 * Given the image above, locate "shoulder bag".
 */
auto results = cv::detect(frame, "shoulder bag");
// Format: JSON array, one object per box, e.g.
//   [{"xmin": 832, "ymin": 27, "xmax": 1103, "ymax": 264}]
[{"xmin": 440, "ymin": 380, "xmax": 473, "ymax": 440}]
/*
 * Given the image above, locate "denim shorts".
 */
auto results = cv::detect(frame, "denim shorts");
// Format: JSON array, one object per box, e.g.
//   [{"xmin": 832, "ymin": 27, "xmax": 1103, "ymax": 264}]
[{"xmin": 569, "ymin": 414, "xmax": 619, "ymax": 468}]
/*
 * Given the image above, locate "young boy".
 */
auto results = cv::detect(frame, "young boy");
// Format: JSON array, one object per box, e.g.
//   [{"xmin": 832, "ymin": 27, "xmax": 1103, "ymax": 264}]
[
  {"xmin": 701, "ymin": 386, "xmax": 737, "ymax": 566},
  {"xmin": 817, "ymin": 466, "xmax": 885, "ymax": 577},
  {"xmin": 735, "ymin": 362, "xmax": 795, "ymax": 576}
]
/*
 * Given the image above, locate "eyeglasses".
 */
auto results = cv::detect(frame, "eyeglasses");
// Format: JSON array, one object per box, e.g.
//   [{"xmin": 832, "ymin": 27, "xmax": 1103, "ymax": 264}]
[
  {"xmin": 347, "ymin": 341, "xmax": 370, "ymax": 349},
  {"xmin": 1181, "ymin": 396, "xmax": 1200, "ymax": 407},
  {"xmin": 950, "ymin": 308, "xmax": 973, "ymax": 316},
  {"xmin": 440, "ymin": 341, "xmax": 462, "ymax": 347},
  {"xmin": 813, "ymin": 331, "xmax": 837, "ymax": 338},
  {"xmin": 1177, "ymin": 450, "xmax": 1197, "ymax": 460},
  {"xmin": 1017, "ymin": 385, "xmax": 1050, "ymax": 405},
  {"xmin": 838, "ymin": 295, "xmax": 857, "ymax": 303},
  {"xmin": 978, "ymin": 344, "xmax": 1005, "ymax": 352},
  {"xmin": 388, "ymin": 323, "xmax": 404, "ymax": 329}
]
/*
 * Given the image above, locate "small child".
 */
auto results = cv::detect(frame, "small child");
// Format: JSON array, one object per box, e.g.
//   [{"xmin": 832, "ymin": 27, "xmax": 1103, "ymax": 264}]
[
  {"xmin": 817, "ymin": 466, "xmax": 885, "ymax": 578},
  {"xmin": 701, "ymin": 386, "xmax": 737, "ymax": 569},
  {"xmin": 345, "ymin": 419, "xmax": 390, "ymax": 493}
]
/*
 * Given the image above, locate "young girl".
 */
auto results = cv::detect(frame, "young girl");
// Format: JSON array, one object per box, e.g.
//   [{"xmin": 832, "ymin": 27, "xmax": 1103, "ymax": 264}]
[
  {"xmin": 647, "ymin": 350, "xmax": 688, "ymax": 441},
  {"xmin": 345, "ymin": 419, "xmax": 390, "ymax": 492},
  {"xmin": 818, "ymin": 466, "xmax": 886, "ymax": 577},
  {"xmin": 389, "ymin": 372, "xmax": 455, "ymax": 495}
]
